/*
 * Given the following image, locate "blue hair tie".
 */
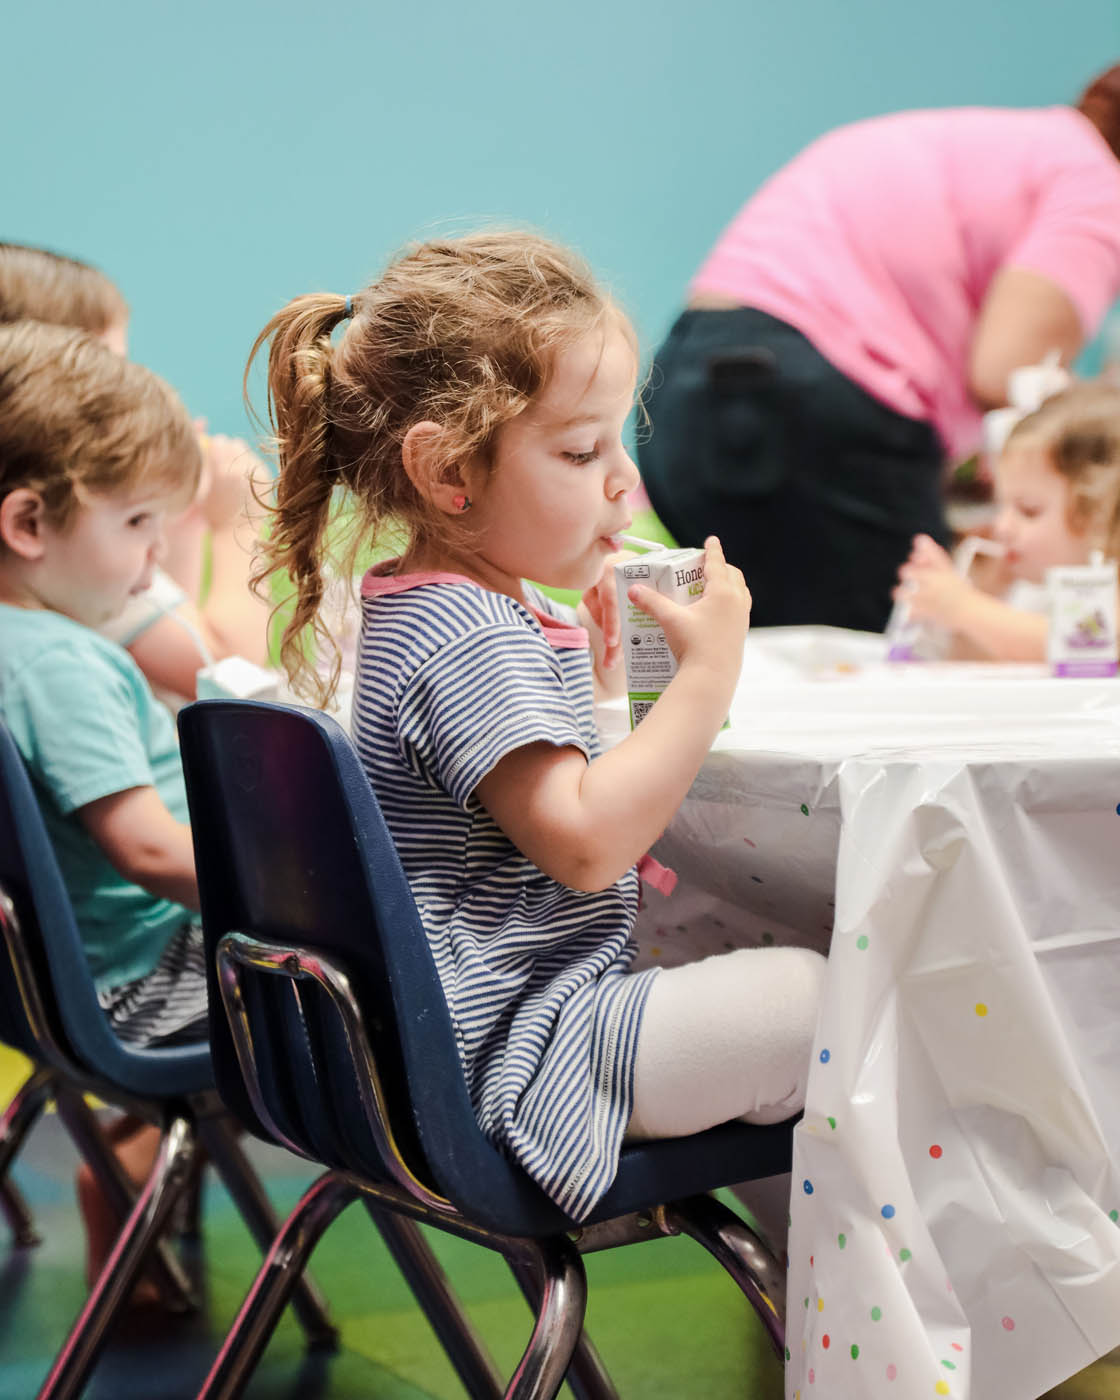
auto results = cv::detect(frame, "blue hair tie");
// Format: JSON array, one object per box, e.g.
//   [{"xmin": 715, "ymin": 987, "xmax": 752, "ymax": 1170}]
[{"xmin": 343, "ymin": 295, "xmax": 353, "ymax": 319}]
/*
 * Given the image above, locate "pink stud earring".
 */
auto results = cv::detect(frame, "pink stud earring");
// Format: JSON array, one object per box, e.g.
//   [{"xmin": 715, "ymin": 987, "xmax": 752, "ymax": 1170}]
[{"xmin": 452, "ymin": 494, "xmax": 472, "ymax": 512}]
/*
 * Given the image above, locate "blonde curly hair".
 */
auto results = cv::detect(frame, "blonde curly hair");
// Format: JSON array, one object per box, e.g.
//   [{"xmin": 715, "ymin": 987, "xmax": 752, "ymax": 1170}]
[{"xmin": 1004, "ymin": 381, "xmax": 1120, "ymax": 557}]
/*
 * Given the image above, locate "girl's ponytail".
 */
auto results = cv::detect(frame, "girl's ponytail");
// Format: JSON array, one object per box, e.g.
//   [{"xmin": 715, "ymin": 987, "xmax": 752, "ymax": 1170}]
[{"xmin": 247, "ymin": 293, "xmax": 351, "ymax": 702}]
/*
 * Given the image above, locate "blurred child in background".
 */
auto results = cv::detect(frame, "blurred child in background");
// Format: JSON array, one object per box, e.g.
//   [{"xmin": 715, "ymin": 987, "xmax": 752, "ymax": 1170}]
[
  {"xmin": 896, "ymin": 382, "xmax": 1120, "ymax": 660},
  {"xmin": 0, "ymin": 242, "xmax": 269, "ymax": 700}
]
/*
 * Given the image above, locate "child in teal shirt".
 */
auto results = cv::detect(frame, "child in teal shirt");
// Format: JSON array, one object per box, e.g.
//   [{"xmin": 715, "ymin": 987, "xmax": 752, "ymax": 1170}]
[{"xmin": 0, "ymin": 320, "xmax": 210, "ymax": 1285}]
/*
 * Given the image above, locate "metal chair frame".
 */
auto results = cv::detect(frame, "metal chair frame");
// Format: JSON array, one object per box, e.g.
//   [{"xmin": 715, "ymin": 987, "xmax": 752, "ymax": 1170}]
[
  {"xmin": 197, "ymin": 932, "xmax": 786, "ymax": 1400},
  {"xmin": 180, "ymin": 700, "xmax": 792, "ymax": 1400},
  {"xmin": 0, "ymin": 1061, "xmax": 53, "ymax": 1246},
  {"xmin": 0, "ymin": 723, "xmax": 339, "ymax": 1400}
]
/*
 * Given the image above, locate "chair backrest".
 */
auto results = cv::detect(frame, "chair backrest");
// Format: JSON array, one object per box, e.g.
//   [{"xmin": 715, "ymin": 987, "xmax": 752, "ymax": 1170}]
[
  {"xmin": 178, "ymin": 699, "xmax": 585, "ymax": 1231},
  {"xmin": 0, "ymin": 720, "xmax": 209, "ymax": 1097}
]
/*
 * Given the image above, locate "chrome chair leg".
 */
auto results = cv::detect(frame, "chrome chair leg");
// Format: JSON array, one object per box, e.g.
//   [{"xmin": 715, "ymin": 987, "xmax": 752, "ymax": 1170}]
[
  {"xmin": 197, "ymin": 1171, "xmax": 359, "ymax": 1400},
  {"xmin": 0, "ymin": 1177, "xmax": 38, "ymax": 1247},
  {"xmin": 52, "ymin": 1084, "xmax": 196, "ymax": 1310},
  {"xmin": 0, "ymin": 1067, "xmax": 53, "ymax": 1247},
  {"xmin": 363, "ymin": 1200, "xmax": 504, "ymax": 1399},
  {"xmin": 505, "ymin": 1254, "xmax": 618, "ymax": 1400},
  {"xmin": 176, "ymin": 1149, "xmax": 205, "ymax": 1239},
  {"xmin": 664, "ymin": 1193, "xmax": 786, "ymax": 1357},
  {"xmin": 197, "ymin": 1117, "xmax": 338, "ymax": 1349},
  {"xmin": 504, "ymin": 1235, "xmax": 587, "ymax": 1400},
  {"xmin": 0, "ymin": 1066, "xmax": 52, "ymax": 1174},
  {"xmin": 36, "ymin": 1114, "xmax": 198, "ymax": 1400}
]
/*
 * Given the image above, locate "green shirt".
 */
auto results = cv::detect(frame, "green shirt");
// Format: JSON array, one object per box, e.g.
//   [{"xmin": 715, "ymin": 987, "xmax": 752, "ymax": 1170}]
[{"xmin": 0, "ymin": 604, "xmax": 192, "ymax": 989}]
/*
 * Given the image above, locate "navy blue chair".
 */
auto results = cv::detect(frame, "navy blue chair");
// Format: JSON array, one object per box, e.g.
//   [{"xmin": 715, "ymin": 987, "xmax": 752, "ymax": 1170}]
[
  {"xmin": 179, "ymin": 699, "xmax": 794, "ymax": 1400},
  {"xmin": 0, "ymin": 719, "xmax": 337, "ymax": 1400}
]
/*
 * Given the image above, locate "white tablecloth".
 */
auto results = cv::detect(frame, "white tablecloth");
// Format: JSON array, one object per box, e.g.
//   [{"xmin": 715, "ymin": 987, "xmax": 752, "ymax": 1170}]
[{"xmin": 601, "ymin": 627, "xmax": 1120, "ymax": 1400}]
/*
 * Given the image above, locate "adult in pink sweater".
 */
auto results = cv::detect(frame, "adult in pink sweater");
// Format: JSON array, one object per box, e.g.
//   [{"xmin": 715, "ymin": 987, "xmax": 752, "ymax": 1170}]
[{"xmin": 639, "ymin": 65, "xmax": 1120, "ymax": 631}]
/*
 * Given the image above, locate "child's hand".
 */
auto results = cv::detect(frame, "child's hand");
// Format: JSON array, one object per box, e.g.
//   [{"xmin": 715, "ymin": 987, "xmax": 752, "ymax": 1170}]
[
  {"xmin": 198, "ymin": 435, "xmax": 267, "ymax": 533},
  {"xmin": 898, "ymin": 532, "xmax": 952, "ymax": 573},
  {"xmin": 579, "ymin": 553, "xmax": 629, "ymax": 673},
  {"xmin": 896, "ymin": 534, "xmax": 974, "ymax": 627},
  {"xmin": 627, "ymin": 536, "xmax": 751, "ymax": 680}
]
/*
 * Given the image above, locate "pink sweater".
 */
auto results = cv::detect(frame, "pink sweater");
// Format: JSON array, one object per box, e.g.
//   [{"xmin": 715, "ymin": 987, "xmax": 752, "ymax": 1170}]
[{"xmin": 692, "ymin": 107, "xmax": 1120, "ymax": 461}]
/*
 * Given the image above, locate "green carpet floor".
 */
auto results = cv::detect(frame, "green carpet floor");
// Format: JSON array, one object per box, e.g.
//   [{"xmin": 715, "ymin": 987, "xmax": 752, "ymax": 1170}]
[{"xmin": 0, "ymin": 1047, "xmax": 784, "ymax": 1398}]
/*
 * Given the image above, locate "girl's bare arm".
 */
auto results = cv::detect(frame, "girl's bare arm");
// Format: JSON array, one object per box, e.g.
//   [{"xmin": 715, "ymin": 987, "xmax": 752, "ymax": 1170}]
[{"xmin": 476, "ymin": 539, "xmax": 748, "ymax": 891}]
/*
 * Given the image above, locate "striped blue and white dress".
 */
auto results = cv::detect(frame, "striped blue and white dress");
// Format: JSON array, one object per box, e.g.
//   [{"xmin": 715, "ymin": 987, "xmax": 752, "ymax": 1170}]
[{"xmin": 353, "ymin": 565, "xmax": 658, "ymax": 1220}]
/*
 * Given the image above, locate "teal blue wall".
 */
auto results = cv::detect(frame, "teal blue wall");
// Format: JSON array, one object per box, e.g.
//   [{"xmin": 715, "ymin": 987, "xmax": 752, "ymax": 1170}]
[{"xmin": 4, "ymin": 1, "xmax": 1119, "ymax": 437}]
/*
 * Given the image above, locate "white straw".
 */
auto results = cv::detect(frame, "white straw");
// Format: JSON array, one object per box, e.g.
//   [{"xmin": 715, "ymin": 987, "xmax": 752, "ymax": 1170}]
[
  {"xmin": 953, "ymin": 534, "xmax": 1006, "ymax": 576},
  {"xmin": 970, "ymin": 536, "xmax": 1007, "ymax": 557},
  {"xmin": 618, "ymin": 534, "xmax": 669, "ymax": 552}
]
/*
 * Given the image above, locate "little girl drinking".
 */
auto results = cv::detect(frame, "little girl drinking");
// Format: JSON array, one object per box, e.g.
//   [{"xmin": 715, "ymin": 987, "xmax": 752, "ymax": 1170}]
[
  {"xmin": 251, "ymin": 230, "xmax": 826, "ymax": 1223},
  {"xmin": 896, "ymin": 382, "xmax": 1120, "ymax": 660}
]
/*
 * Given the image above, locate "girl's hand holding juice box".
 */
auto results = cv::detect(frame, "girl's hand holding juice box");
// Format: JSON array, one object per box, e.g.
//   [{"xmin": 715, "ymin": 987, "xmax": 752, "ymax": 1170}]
[{"xmin": 613, "ymin": 537, "xmax": 711, "ymax": 728}]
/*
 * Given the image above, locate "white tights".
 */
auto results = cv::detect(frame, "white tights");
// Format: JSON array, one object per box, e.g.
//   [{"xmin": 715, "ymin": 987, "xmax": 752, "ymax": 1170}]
[
  {"xmin": 627, "ymin": 945, "xmax": 826, "ymax": 1137},
  {"xmin": 626, "ymin": 945, "xmax": 827, "ymax": 1251}
]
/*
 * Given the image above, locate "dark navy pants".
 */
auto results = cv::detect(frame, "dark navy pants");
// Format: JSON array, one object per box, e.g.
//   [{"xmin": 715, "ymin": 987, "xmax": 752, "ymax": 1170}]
[{"xmin": 638, "ymin": 308, "xmax": 948, "ymax": 633}]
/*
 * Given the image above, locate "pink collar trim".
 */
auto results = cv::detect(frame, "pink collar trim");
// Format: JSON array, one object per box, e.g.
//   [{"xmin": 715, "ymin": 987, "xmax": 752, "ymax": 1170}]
[
  {"xmin": 361, "ymin": 563, "xmax": 474, "ymax": 596},
  {"xmin": 360, "ymin": 561, "xmax": 589, "ymax": 650}
]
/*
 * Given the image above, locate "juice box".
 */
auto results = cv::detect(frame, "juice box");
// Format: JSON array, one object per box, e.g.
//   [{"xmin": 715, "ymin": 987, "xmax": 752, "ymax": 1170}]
[
  {"xmin": 613, "ymin": 546, "xmax": 706, "ymax": 728},
  {"xmin": 1047, "ymin": 558, "xmax": 1119, "ymax": 677}
]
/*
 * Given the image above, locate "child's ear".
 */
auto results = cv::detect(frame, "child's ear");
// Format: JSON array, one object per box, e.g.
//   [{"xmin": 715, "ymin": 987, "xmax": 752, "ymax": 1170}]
[
  {"xmin": 402, "ymin": 421, "xmax": 472, "ymax": 515},
  {"xmin": 0, "ymin": 489, "xmax": 48, "ymax": 560}
]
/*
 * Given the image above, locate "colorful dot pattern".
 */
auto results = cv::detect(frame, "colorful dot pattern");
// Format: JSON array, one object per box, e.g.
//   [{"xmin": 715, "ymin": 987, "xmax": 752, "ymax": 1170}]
[
  {"xmin": 792, "ymin": 1215, "xmax": 976, "ymax": 1398},
  {"xmin": 789, "ymin": 1026, "xmax": 1023, "ymax": 1399},
  {"xmin": 780, "ymin": 788, "xmax": 1120, "ymax": 1398}
]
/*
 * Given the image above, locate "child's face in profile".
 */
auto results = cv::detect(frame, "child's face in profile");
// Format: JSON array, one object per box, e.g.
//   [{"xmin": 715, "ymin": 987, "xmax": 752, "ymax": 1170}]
[
  {"xmin": 992, "ymin": 445, "xmax": 1088, "ymax": 582},
  {"xmin": 465, "ymin": 320, "xmax": 640, "ymax": 595},
  {"xmin": 35, "ymin": 486, "xmax": 175, "ymax": 628}
]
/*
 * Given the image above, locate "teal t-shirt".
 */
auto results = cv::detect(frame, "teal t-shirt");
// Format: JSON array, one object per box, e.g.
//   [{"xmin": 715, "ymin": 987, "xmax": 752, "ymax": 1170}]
[{"xmin": 0, "ymin": 604, "xmax": 193, "ymax": 990}]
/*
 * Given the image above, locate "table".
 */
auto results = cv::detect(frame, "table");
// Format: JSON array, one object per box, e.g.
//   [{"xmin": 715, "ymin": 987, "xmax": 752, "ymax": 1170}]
[{"xmin": 600, "ymin": 627, "xmax": 1120, "ymax": 1400}]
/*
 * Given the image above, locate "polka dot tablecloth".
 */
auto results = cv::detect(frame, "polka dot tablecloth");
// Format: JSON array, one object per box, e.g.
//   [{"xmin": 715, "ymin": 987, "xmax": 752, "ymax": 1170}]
[{"xmin": 619, "ymin": 649, "xmax": 1120, "ymax": 1400}]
